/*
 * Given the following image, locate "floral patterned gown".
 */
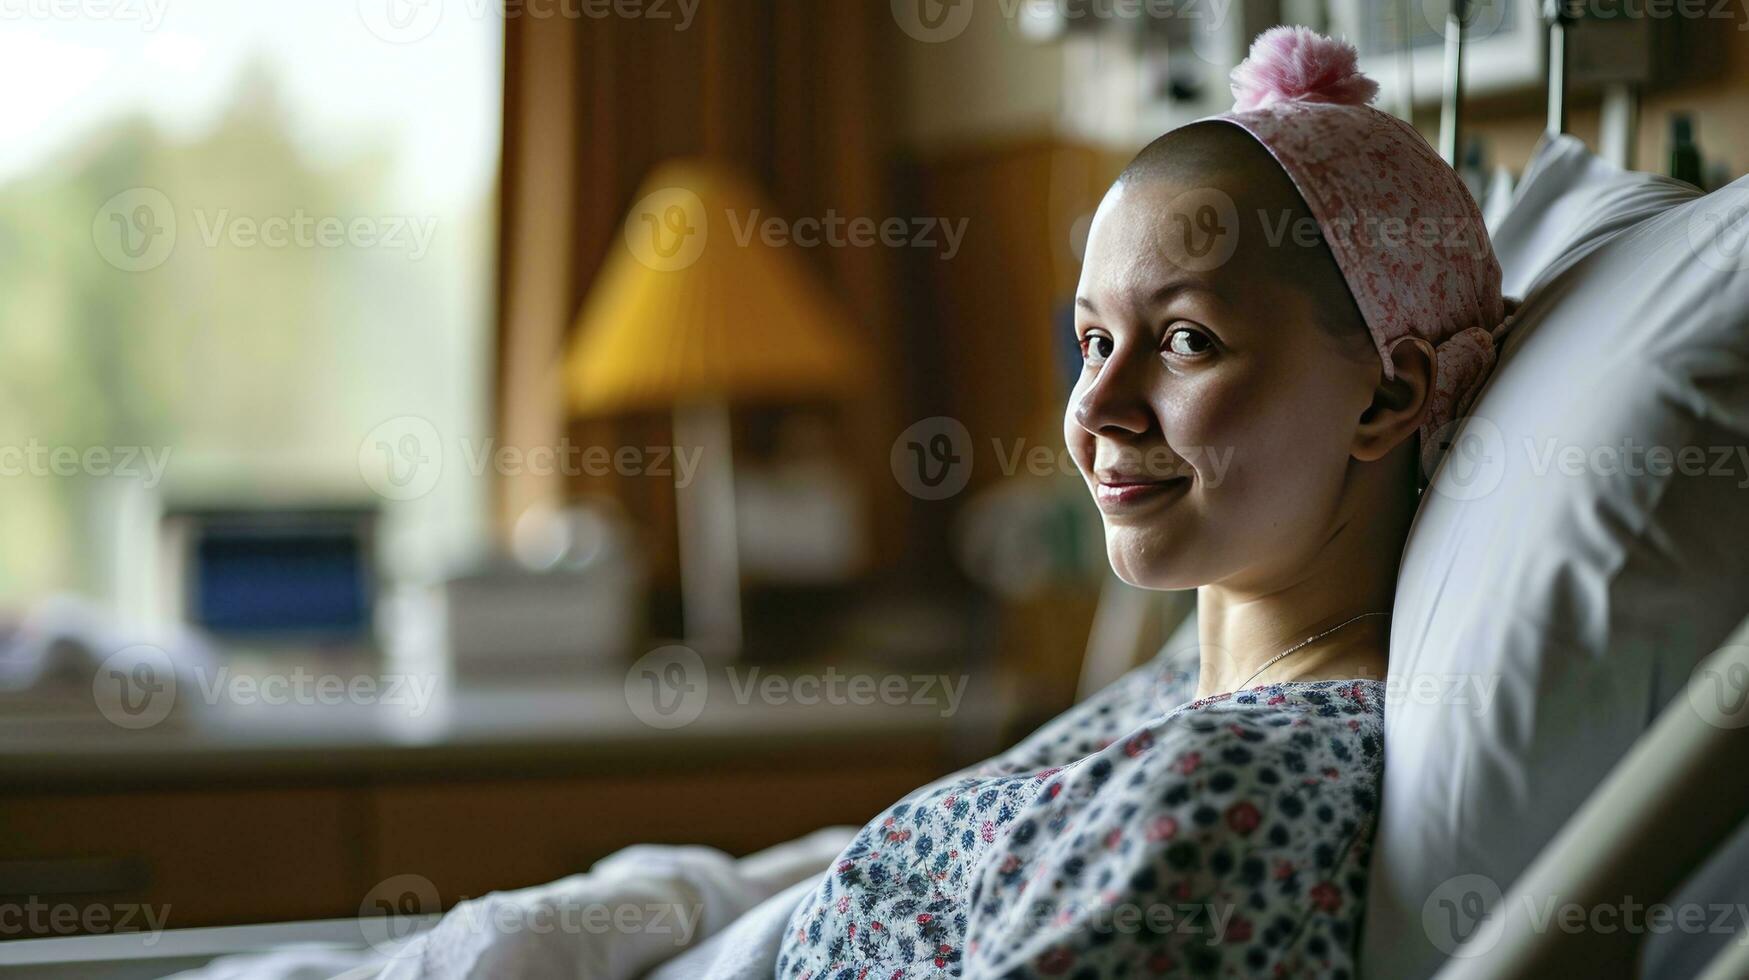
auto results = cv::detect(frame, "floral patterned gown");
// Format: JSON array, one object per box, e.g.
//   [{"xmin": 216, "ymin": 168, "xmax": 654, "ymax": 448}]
[{"xmin": 774, "ymin": 651, "xmax": 1386, "ymax": 979}]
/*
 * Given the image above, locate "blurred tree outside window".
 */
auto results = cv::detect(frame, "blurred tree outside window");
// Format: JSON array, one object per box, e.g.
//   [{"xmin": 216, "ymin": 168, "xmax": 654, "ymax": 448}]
[{"xmin": 0, "ymin": 0, "xmax": 501, "ymax": 605}]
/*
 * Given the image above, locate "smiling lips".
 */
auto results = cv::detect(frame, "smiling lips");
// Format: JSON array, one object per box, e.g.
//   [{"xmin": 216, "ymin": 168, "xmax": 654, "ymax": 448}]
[{"xmin": 1093, "ymin": 474, "xmax": 1191, "ymax": 511}]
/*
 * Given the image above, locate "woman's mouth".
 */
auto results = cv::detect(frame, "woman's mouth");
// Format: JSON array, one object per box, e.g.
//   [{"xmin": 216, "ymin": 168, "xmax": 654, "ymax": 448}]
[{"xmin": 1094, "ymin": 476, "xmax": 1191, "ymax": 512}]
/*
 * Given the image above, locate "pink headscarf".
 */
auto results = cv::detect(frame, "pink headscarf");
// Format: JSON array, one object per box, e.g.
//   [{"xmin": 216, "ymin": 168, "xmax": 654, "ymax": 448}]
[{"xmin": 1200, "ymin": 26, "xmax": 1510, "ymax": 479}]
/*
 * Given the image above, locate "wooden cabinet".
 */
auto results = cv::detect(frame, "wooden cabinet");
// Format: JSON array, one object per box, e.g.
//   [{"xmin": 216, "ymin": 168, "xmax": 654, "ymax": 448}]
[
  {"xmin": 0, "ymin": 674, "xmax": 1008, "ymax": 939},
  {"xmin": 0, "ymin": 788, "xmax": 359, "ymax": 932}
]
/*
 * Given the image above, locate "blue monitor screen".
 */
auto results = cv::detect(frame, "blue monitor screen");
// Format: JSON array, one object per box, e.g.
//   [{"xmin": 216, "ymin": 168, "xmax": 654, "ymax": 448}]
[{"xmin": 190, "ymin": 519, "xmax": 373, "ymax": 638}]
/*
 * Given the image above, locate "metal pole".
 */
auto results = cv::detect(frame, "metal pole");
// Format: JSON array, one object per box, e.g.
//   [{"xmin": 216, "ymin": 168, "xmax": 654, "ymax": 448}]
[
  {"xmin": 1439, "ymin": 0, "xmax": 1467, "ymax": 165},
  {"xmin": 1396, "ymin": 0, "xmax": 1415, "ymax": 120},
  {"xmin": 1599, "ymin": 81, "xmax": 1640, "ymax": 169},
  {"xmin": 1544, "ymin": 0, "xmax": 1570, "ymax": 137}
]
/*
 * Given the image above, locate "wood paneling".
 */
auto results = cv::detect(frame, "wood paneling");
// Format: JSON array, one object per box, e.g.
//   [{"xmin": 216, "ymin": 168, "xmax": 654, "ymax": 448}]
[
  {"xmin": 0, "ymin": 788, "xmax": 361, "ymax": 934},
  {"xmin": 494, "ymin": 2, "xmax": 905, "ymax": 580},
  {"xmin": 367, "ymin": 763, "xmax": 939, "ymax": 904}
]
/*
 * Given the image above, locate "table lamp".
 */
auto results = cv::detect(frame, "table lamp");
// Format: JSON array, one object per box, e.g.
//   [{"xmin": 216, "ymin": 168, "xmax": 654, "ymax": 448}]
[{"xmin": 564, "ymin": 160, "xmax": 867, "ymax": 660}]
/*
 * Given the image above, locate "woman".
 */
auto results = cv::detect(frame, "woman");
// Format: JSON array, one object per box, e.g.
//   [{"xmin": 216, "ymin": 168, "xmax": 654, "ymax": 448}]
[{"xmin": 777, "ymin": 27, "xmax": 1512, "ymax": 979}]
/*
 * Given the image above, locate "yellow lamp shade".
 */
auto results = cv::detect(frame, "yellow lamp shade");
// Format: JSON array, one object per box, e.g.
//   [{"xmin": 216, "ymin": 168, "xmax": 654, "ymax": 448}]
[{"xmin": 565, "ymin": 160, "xmax": 869, "ymax": 415}]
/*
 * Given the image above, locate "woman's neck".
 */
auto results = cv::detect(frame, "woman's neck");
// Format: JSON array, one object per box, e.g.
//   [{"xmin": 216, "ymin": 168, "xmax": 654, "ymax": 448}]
[
  {"xmin": 1194, "ymin": 594, "xmax": 1393, "ymax": 698},
  {"xmin": 1193, "ymin": 490, "xmax": 1409, "ymax": 699}
]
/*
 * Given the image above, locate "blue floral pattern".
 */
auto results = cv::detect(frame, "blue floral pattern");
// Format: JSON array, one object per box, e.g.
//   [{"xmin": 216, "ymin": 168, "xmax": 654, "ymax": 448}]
[{"xmin": 775, "ymin": 655, "xmax": 1384, "ymax": 978}]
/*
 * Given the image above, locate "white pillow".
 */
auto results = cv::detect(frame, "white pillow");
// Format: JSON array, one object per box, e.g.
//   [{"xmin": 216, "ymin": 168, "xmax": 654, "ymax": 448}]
[
  {"xmin": 1362, "ymin": 141, "xmax": 1749, "ymax": 976},
  {"xmin": 1488, "ymin": 134, "xmax": 1700, "ymax": 297}
]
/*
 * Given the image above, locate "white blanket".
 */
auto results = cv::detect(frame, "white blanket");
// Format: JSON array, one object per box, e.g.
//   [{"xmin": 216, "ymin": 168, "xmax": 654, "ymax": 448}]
[
  {"xmin": 641, "ymin": 877, "xmax": 818, "ymax": 980},
  {"xmin": 166, "ymin": 827, "xmax": 855, "ymax": 980}
]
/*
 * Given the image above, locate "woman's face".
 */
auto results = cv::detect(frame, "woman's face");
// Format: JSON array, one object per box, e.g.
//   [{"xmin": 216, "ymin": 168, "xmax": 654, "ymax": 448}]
[{"xmin": 1066, "ymin": 172, "xmax": 1382, "ymax": 593}]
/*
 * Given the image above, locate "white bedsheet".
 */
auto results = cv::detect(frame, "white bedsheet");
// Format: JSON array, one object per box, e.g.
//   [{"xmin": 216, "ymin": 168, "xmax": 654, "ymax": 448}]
[
  {"xmin": 164, "ymin": 827, "xmax": 855, "ymax": 980},
  {"xmin": 641, "ymin": 877, "xmax": 818, "ymax": 980}
]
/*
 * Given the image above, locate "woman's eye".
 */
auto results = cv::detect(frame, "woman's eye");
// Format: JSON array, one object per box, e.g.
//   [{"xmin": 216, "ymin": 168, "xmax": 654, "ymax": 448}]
[
  {"xmin": 1164, "ymin": 327, "xmax": 1212, "ymax": 357},
  {"xmin": 1081, "ymin": 334, "xmax": 1114, "ymax": 365}
]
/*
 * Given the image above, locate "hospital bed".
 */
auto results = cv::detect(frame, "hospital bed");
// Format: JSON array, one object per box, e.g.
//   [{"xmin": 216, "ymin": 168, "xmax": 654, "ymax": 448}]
[{"xmin": 7, "ymin": 8, "xmax": 1749, "ymax": 979}]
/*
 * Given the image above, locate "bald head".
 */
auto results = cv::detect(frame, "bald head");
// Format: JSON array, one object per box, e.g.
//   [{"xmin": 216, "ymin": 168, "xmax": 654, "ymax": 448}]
[{"xmin": 1118, "ymin": 122, "xmax": 1372, "ymax": 359}]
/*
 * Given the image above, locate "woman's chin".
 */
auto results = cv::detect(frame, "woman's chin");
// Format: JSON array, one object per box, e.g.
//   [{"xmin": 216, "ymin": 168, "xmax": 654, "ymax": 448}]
[{"xmin": 1106, "ymin": 534, "xmax": 1199, "ymax": 591}]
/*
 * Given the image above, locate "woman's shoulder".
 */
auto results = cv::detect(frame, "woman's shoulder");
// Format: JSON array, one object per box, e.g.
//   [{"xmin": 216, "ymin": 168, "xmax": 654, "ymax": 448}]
[
  {"xmin": 960, "ymin": 679, "xmax": 1387, "ymax": 976},
  {"xmin": 1175, "ymin": 678, "xmax": 1386, "ymax": 729},
  {"xmin": 1056, "ymin": 678, "xmax": 1386, "ymax": 799}
]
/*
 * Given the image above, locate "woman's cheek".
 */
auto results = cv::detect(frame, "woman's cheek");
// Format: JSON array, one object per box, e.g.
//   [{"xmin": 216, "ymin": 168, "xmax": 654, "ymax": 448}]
[{"xmin": 1064, "ymin": 383, "xmax": 1096, "ymax": 479}]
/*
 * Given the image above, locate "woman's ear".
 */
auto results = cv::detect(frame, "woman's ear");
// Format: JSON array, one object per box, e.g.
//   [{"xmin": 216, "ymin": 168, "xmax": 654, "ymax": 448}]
[{"xmin": 1353, "ymin": 336, "xmax": 1435, "ymax": 463}]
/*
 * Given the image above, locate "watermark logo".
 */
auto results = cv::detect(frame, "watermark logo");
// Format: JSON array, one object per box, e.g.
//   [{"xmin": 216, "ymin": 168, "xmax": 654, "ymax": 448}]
[
  {"xmin": 360, "ymin": 0, "xmax": 700, "ymax": 41},
  {"xmin": 359, "ymin": 873, "xmax": 442, "ymax": 955},
  {"xmin": 1163, "ymin": 187, "xmax": 1238, "ymax": 273},
  {"xmin": 359, "ymin": 416, "xmax": 444, "ymax": 501},
  {"xmin": 0, "ymin": 0, "xmax": 168, "ymax": 29},
  {"xmin": 1425, "ymin": 415, "xmax": 1506, "ymax": 499},
  {"xmin": 1419, "ymin": 0, "xmax": 1511, "ymax": 44},
  {"xmin": 92, "ymin": 187, "xmax": 176, "ymax": 272},
  {"xmin": 191, "ymin": 209, "xmax": 438, "ymax": 260},
  {"xmin": 358, "ymin": 424, "xmax": 705, "ymax": 501},
  {"xmin": 623, "ymin": 645, "xmax": 709, "ymax": 729},
  {"xmin": 1686, "ymin": 647, "xmax": 1749, "ymax": 730},
  {"xmin": 0, "ymin": 899, "xmax": 171, "ymax": 941},
  {"xmin": 0, "ymin": 440, "xmax": 173, "ymax": 487},
  {"xmin": 93, "ymin": 663, "xmax": 440, "ymax": 731},
  {"xmin": 892, "ymin": 0, "xmax": 976, "ymax": 41},
  {"xmin": 92, "ymin": 644, "xmax": 177, "ymax": 730},
  {"xmin": 622, "ymin": 646, "xmax": 971, "ymax": 729},
  {"xmin": 1688, "ymin": 189, "xmax": 1749, "ymax": 273},
  {"xmin": 1423, "ymin": 873, "xmax": 1504, "ymax": 957},
  {"xmin": 358, "ymin": 0, "xmax": 444, "ymax": 43},
  {"xmin": 626, "ymin": 187, "xmax": 709, "ymax": 272},
  {"xmin": 891, "ymin": 416, "xmax": 974, "ymax": 500},
  {"xmin": 724, "ymin": 210, "xmax": 968, "ymax": 260}
]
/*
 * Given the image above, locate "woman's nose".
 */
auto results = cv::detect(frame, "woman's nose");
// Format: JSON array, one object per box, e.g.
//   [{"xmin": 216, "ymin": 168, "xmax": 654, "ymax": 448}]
[{"xmin": 1072, "ymin": 360, "xmax": 1154, "ymax": 436}]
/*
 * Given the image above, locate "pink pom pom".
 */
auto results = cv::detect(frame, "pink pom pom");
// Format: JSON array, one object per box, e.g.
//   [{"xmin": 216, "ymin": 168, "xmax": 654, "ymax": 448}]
[{"xmin": 1229, "ymin": 26, "xmax": 1379, "ymax": 112}]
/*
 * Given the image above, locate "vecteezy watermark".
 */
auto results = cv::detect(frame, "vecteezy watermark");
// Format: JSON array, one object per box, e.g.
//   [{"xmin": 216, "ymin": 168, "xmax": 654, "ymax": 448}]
[
  {"xmin": 0, "ymin": 0, "xmax": 168, "ymax": 29},
  {"xmin": 92, "ymin": 187, "xmax": 176, "ymax": 272},
  {"xmin": 623, "ymin": 185, "xmax": 968, "ymax": 272},
  {"xmin": 1427, "ymin": 416, "xmax": 1749, "ymax": 500},
  {"xmin": 1416, "ymin": 0, "xmax": 1512, "ymax": 44},
  {"xmin": 998, "ymin": 896, "xmax": 1245, "ymax": 949},
  {"xmin": 622, "ymin": 645, "xmax": 970, "ymax": 730},
  {"xmin": 1685, "ymin": 647, "xmax": 1749, "ymax": 730},
  {"xmin": 92, "ymin": 645, "xmax": 179, "ymax": 730},
  {"xmin": 192, "ymin": 667, "xmax": 439, "ymax": 716},
  {"xmin": 92, "ymin": 648, "xmax": 441, "ymax": 730},
  {"xmin": 1258, "ymin": 207, "xmax": 1490, "ymax": 258},
  {"xmin": 359, "ymin": 873, "xmax": 443, "ymax": 955},
  {"xmin": 357, "ymin": 873, "xmax": 705, "ymax": 958},
  {"xmin": 0, "ymin": 898, "xmax": 171, "ymax": 943},
  {"xmin": 891, "ymin": 0, "xmax": 1235, "ymax": 44},
  {"xmin": 91, "ymin": 188, "xmax": 438, "ymax": 271},
  {"xmin": 1380, "ymin": 671, "xmax": 1501, "ymax": 716},
  {"xmin": 723, "ymin": 210, "xmax": 968, "ymax": 260},
  {"xmin": 1422, "ymin": 874, "xmax": 1506, "ymax": 956},
  {"xmin": 357, "ymin": 416, "xmax": 705, "ymax": 502},
  {"xmin": 1163, "ymin": 187, "xmax": 1239, "ymax": 274},
  {"xmin": 1689, "ymin": 188, "xmax": 1749, "ymax": 273},
  {"xmin": 358, "ymin": 0, "xmax": 700, "ymax": 44},
  {"xmin": 889, "ymin": 417, "xmax": 1236, "ymax": 501},
  {"xmin": 1433, "ymin": 0, "xmax": 1749, "ymax": 46},
  {"xmin": 891, "ymin": 416, "xmax": 975, "ymax": 500},
  {"xmin": 0, "ymin": 440, "xmax": 172, "ymax": 488},
  {"xmin": 1423, "ymin": 874, "xmax": 1749, "ymax": 957},
  {"xmin": 193, "ymin": 209, "xmax": 438, "ymax": 261}
]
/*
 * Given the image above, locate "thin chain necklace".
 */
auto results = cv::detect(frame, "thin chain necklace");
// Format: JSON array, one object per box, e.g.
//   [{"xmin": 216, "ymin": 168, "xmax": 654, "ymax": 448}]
[{"xmin": 1234, "ymin": 611, "xmax": 1391, "ymax": 691}]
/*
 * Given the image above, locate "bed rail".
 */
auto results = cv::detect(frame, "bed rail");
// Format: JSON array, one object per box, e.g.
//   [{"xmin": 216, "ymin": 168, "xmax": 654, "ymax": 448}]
[{"xmin": 1433, "ymin": 621, "xmax": 1749, "ymax": 978}]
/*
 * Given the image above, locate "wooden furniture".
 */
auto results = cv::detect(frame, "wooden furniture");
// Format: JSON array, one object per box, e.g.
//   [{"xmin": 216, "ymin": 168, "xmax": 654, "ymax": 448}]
[{"xmin": 0, "ymin": 662, "xmax": 1016, "ymax": 940}]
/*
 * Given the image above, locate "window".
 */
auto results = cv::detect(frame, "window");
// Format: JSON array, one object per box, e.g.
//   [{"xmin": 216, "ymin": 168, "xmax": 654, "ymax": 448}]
[{"xmin": 0, "ymin": 0, "xmax": 502, "ymax": 606}]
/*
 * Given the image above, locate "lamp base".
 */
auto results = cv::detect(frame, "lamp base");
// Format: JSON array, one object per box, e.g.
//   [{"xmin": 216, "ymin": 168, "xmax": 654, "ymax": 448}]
[{"xmin": 671, "ymin": 399, "xmax": 744, "ymax": 660}]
